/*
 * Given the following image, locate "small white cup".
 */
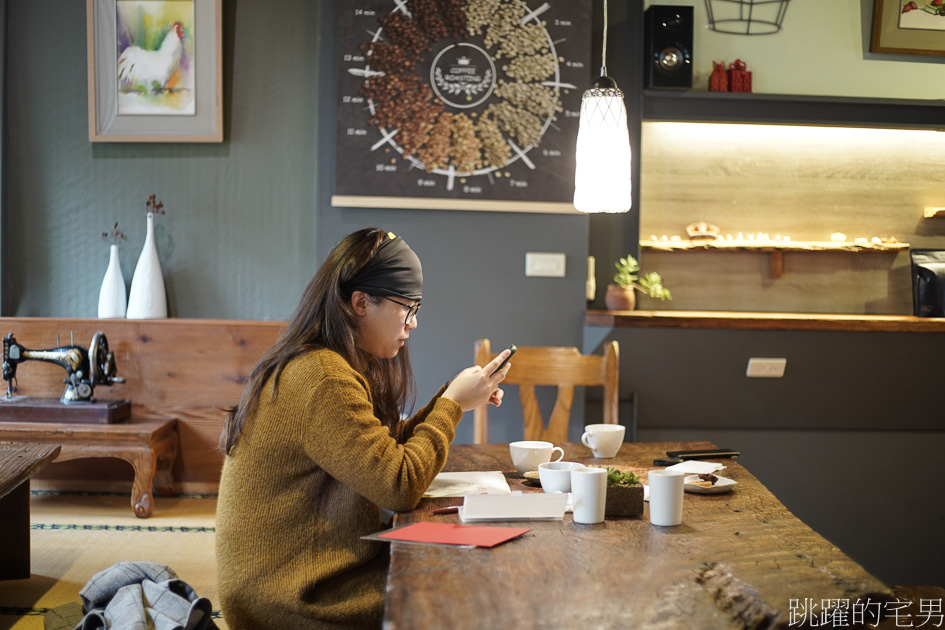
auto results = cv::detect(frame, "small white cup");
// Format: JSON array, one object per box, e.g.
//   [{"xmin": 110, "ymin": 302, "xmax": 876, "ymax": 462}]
[
  {"xmin": 648, "ymin": 469, "xmax": 686, "ymax": 526},
  {"xmin": 538, "ymin": 461, "xmax": 583, "ymax": 493},
  {"xmin": 581, "ymin": 424, "xmax": 626, "ymax": 459},
  {"xmin": 509, "ymin": 440, "xmax": 564, "ymax": 474},
  {"xmin": 571, "ymin": 466, "xmax": 607, "ymax": 524}
]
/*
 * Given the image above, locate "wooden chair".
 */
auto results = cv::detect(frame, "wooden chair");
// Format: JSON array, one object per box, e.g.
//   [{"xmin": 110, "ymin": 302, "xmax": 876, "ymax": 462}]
[{"xmin": 473, "ymin": 339, "xmax": 619, "ymax": 444}]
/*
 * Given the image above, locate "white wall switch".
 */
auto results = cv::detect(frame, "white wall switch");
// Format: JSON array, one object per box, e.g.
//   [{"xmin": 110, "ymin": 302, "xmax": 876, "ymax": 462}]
[
  {"xmin": 746, "ymin": 358, "xmax": 787, "ymax": 378},
  {"xmin": 525, "ymin": 253, "xmax": 566, "ymax": 277}
]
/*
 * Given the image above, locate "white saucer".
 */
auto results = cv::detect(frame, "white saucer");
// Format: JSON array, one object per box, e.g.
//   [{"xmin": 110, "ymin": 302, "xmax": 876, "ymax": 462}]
[{"xmin": 684, "ymin": 474, "xmax": 736, "ymax": 494}]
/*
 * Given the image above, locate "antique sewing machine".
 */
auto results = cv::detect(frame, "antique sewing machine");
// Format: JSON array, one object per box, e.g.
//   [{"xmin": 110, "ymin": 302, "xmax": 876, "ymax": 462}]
[{"xmin": 1, "ymin": 331, "xmax": 130, "ymax": 423}]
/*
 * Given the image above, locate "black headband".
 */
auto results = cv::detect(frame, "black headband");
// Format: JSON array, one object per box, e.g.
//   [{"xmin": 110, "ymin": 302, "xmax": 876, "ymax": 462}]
[{"xmin": 344, "ymin": 233, "xmax": 423, "ymax": 301}]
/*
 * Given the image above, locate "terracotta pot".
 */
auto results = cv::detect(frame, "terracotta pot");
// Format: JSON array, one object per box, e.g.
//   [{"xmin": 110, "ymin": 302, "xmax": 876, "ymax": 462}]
[
  {"xmin": 604, "ymin": 284, "xmax": 636, "ymax": 311},
  {"xmin": 605, "ymin": 484, "xmax": 644, "ymax": 518}
]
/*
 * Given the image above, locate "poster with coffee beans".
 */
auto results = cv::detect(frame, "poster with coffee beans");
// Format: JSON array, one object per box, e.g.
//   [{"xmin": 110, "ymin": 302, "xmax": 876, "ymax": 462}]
[{"xmin": 332, "ymin": 0, "xmax": 591, "ymax": 213}]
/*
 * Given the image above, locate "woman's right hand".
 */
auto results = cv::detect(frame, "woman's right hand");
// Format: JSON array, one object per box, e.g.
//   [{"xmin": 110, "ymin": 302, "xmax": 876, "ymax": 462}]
[{"xmin": 442, "ymin": 349, "xmax": 512, "ymax": 412}]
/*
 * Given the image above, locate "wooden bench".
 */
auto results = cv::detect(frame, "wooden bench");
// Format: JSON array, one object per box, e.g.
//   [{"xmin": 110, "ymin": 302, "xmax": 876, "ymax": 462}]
[
  {"xmin": 0, "ymin": 318, "xmax": 283, "ymax": 493},
  {"xmin": 0, "ymin": 442, "xmax": 61, "ymax": 580},
  {"xmin": 0, "ymin": 418, "xmax": 178, "ymax": 518}
]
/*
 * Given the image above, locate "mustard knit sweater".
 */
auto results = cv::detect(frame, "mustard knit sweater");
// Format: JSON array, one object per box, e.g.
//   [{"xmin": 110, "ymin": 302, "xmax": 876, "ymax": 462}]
[{"xmin": 216, "ymin": 349, "xmax": 462, "ymax": 630}]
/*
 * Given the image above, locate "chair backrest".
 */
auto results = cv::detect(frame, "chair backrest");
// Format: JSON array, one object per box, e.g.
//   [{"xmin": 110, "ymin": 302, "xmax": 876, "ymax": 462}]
[{"xmin": 473, "ymin": 338, "xmax": 619, "ymax": 444}]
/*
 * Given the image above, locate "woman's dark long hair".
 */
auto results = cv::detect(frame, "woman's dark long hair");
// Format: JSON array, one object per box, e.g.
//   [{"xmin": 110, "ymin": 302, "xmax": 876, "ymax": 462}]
[{"xmin": 219, "ymin": 228, "xmax": 415, "ymax": 455}]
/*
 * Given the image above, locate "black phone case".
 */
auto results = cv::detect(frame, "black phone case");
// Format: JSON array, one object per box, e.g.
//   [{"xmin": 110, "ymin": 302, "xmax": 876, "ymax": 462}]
[{"xmin": 665, "ymin": 448, "xmax": 739, "ymax": 460}]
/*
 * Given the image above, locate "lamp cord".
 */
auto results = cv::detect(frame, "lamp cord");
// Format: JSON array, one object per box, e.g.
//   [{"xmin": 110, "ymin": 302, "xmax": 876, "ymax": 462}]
[{"xmin": 600, "ymin": 0, "xmax": 608, "ymax": 77}]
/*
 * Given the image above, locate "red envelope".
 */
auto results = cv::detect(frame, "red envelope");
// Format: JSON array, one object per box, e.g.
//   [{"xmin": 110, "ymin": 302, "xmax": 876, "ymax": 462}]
[{"xmin": 377, "ymin": 522, "xmax": 529, "ymax": 548}]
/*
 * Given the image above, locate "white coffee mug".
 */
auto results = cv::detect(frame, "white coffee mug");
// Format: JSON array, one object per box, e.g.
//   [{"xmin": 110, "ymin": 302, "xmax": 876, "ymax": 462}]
[
  {"xmin": 648, "ymin": 469, "xmax": 686, "ymax": 526},
  {"xmin": 581, "ymin": 424, "xmax": 626, "ymax": 459},
  {"xmin": 538, "ymin": 461, "xmax": 583, "ymax": 494},
  {"xmin": 571, "ymin": 467, "xmax": 607, "ymax": 524},
  {"xmin": 509, "ymin": 440, "xmax": 564, "ymax": 474}
]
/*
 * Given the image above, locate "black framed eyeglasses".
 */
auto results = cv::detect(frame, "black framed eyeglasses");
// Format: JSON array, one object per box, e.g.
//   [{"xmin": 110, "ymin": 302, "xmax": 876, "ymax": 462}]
[{"xmin": 384, "ymin": 296, "xmax": 421, "ymax": 325}]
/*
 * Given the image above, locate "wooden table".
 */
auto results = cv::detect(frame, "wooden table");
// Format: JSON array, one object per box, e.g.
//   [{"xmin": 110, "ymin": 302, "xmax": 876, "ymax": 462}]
[
  {"xmin": 0, "ymin": 442, "xmax": 61, "ymax": 580},
  {"xmin": 384, "ymin": 442, "xmax": 891, "ymax": 630},
  {"xmin": 0, "ymin": 418, "xmax": 178, "ymax": 518}
]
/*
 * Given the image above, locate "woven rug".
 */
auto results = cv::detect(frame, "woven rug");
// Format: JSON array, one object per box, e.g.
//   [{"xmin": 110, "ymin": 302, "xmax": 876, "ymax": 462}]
[{"xmin": 0, "ymin": 490, "xmax": 225, "ymax": 630}]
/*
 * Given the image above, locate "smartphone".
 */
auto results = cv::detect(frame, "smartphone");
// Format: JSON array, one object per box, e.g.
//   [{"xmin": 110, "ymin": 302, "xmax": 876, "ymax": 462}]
[
  {"xmin": 665, "ymin": 448, "xmax": 740, "ymax": 460},
  {"xmin": 490, "ymin": 345, "xmax": 517, "ymax": 376}
]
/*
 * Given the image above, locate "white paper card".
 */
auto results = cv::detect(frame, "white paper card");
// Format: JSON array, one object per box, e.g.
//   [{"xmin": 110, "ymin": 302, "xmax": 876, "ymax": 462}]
[
  {"xmin": 459, "ymin": 492, "xmax": 569, "ymax": 522},
  {"xmin": 423, "ymin": 471, "xmax": 512, "ymax": 498},
  {"xmin": 665, "ymin": 461, "xmax": 726, "ymax": 475}
]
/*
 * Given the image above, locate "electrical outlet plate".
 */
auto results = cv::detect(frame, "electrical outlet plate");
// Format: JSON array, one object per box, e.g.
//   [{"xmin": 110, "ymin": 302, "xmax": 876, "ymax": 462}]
[
  {"xmin": 525, "ymin": 253, "xmax": 566, "ymax": 277},
  {"xmin": 746, "ymin": 358, "xmax": 787, "ymax": 378}
]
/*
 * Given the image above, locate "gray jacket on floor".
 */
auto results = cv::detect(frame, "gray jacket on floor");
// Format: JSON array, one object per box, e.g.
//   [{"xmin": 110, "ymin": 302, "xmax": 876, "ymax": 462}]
[{"xmin": 45, "ymin": 561, "xmax": 217, "ymax": 630}]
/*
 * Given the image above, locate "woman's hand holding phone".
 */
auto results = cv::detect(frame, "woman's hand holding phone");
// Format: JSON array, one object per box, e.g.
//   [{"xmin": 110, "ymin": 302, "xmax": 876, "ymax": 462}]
[{"xmin": 442, "ymin": 346, "xmax": 514, "ymax": 412}]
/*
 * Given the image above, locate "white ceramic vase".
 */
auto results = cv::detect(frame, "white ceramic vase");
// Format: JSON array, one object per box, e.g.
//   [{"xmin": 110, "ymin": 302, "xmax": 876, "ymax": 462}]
[
  {"xmin": 126, "ymin": 212, "xmax": 167, "ymax": 319},
  {"xmin": 97, "ymin": 244, "xmax": 127, "ymax": 318}
]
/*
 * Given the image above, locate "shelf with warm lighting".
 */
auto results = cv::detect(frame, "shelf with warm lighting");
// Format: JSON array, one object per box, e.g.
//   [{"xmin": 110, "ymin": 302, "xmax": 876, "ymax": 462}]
[
  {"xmin": 642, "ymin": 89, "xmax": 945, "ymax": 130},
  {"xmin": 640, "ymin": 239, "xmax": 909, "ymax": 279}
]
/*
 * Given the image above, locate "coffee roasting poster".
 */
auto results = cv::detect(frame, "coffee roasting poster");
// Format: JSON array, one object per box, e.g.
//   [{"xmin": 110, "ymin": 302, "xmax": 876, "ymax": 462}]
[{"xmin": 332, "ymin": 0, "xmax": 591, "ymax": 213}]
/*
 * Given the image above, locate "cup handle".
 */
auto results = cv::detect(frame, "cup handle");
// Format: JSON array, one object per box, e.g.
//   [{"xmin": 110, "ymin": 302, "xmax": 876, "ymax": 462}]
[
  {"xmin": 551, "ymin": 446, "xmax": 564, "ymax": 462},
  {"xmin": 581, "ymin": 433, "xmax": 593, "ymax": 449}
]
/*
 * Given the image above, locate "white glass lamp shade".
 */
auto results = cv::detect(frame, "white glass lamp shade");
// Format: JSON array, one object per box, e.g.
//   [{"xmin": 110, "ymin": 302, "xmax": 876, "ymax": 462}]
[{"xmin": 573, "ymin": 80, "xmax": 633, "ymax": 213}]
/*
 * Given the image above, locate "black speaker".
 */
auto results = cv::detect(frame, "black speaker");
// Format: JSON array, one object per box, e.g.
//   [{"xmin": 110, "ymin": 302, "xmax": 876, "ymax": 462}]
[{"xmin": 644, "ymin": 5, "xmax": 693, "ymax": 89}]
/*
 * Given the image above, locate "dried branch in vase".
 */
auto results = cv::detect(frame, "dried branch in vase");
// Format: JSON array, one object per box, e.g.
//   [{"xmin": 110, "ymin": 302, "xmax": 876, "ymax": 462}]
[
  {"xmin": 101, "ymin": 222, "xmax": 126, "ymax": 246},
  {"xmin": 146, "ymin": 194, "xmax": 166, "ymax": 216}
]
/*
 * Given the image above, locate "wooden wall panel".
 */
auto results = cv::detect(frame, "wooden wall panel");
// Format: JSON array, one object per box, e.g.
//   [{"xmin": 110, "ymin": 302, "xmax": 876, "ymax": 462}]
[
  {"xmin": 638, "ymin": 123, "xmax": 945, "ymax": 314},
  {"xmin": 0, "ymin": 318, "xmax": 284, "ymax": 492}
]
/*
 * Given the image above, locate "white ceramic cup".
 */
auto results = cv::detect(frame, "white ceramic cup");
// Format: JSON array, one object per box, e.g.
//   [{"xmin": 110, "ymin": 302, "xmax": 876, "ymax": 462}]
[
  {"xmin": 648, "ymin": 469, "xmax": 686, "ymax": 526},
  {"xmin": 509, "ymin": 441, "xmax": 564, "ymax": 474},
  {"xmin": 538, "ymin": 461, "xmax": 584, "ymax": 494},
  {"xmin": 570, "ymin": 466, "xmax": 607, "ymax": 524},
  {"xmin": 581, "ymin": 424, "xmax": 626, "ymax": 459}
]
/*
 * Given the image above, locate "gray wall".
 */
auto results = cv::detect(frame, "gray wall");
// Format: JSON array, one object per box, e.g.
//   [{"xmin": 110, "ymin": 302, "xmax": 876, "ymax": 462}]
[
  {"xmin": 584, "ymin": 323, "xmax": 945, "ymax": 587},
  {"xmin": 313, "ymin": 0, "xmax": 595, "ymax": 444},
  {"xmin": 2, "ymin": 0, "xmax": 942, "ymax": 588}
]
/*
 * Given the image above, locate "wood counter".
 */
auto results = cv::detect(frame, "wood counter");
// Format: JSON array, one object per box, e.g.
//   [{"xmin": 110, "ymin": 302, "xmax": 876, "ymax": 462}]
[{"xmin": 586, "ymin": 309, "xmax": 945, "ymax": 333}]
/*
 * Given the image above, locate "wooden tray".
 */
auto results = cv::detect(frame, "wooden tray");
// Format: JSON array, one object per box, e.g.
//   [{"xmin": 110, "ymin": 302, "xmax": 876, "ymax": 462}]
[{"xmin": 0, "ymin": 398, "xmax": 131, "ymax": 424}]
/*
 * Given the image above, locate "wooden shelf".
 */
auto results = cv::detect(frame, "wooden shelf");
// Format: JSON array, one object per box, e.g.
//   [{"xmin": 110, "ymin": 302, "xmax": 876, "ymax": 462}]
[
  {"xmin": 643, "ymin": 89, "xmax": 945, "ymax": 129},
  {"xmin": 640, "ymin": 239, "xmax": 908, "ymax": 278},
  {"xmin": 585, "ymin": 309, "xmax": 945, "ymax": 333}
]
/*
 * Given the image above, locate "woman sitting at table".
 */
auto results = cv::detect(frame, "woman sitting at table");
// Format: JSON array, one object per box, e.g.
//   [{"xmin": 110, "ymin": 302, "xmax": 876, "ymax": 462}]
[{"xmin": 215, "ymin": 227, "xmax": 512, "ymax": 630}]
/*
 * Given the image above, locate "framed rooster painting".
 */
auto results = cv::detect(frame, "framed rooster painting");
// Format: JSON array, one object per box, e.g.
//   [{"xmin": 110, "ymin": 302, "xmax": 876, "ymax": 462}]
[{"xmin": 87, "ymin": 0, "xmax": 223, "ymax": 142}]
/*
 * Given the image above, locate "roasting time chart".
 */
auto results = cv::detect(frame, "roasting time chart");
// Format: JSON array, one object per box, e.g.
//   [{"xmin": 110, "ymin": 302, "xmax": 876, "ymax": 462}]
[{"xmin": 332, "ymin": 0, "xmax": 591, "ymax": 213}]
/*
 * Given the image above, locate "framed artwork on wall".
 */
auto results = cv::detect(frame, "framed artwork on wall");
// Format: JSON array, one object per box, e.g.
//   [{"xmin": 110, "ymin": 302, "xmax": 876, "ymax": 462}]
[
  {"xmin": 331, "ymin": 0, "xmax": 591, "ymax": 213},
  {"xmin": 871, "ymin": 0, "xmax": 945, "ymax": 56},
  {"xmin": 87, "ymin": 0, "xmax": 223, "ymax": 142}
]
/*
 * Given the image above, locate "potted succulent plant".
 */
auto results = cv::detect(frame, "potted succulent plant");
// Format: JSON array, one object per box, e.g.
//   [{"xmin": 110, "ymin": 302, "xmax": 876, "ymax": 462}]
[
  {"xmin": 604, "ymin": 467, "xmax": 644, "ymax": 518},
  {"xmin": 605, "ymin": 254, "xmax": 672, "ymax": 311}
]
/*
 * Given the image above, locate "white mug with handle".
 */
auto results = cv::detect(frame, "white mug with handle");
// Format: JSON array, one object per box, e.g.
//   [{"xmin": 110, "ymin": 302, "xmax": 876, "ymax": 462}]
[
  {"xmin": 509, "ymin": 440, "xmax": 564, "ymax": 474},
  {"xmin": 581, "ymin": 424, "xmax": 626, "ymax": 459}
]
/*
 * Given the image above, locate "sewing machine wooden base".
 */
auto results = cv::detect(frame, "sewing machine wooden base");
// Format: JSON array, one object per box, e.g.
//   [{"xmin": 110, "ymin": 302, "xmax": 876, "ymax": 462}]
[{"xmin": 0, "ymin": 397, "xmax": 131, "ymax": 424}]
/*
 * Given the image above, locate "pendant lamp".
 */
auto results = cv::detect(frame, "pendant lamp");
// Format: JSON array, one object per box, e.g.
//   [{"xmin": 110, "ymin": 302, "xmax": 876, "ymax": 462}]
[{"xmin": 573, "ymin": 0, "xmax": 633, "ymax": 213}]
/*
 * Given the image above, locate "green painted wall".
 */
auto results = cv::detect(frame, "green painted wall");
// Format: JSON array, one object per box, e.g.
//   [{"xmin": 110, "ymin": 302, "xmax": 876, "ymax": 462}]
[{"xmin": 3, "ymin": 0, "xmax": 318, "ymax": 320}]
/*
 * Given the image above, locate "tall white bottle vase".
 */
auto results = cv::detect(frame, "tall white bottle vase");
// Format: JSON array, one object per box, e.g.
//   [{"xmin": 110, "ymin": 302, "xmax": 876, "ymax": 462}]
[
  {"xmin": 97, "ymin": 244, "xmax": 127, "ymax": 318},
  {"xmin": 126, "ymin": 212, "xmax": 167, "ymax": 319}
]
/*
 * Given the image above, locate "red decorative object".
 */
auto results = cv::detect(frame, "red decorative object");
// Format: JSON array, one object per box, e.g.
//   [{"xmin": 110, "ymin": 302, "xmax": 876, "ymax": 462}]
[
  {"xmin": 709, "ymin": 61, "xmax": 728, "ymax": 92},
  {"xmin": 727, "ymin": 59, "xmax": 752, "ymax": 93}
]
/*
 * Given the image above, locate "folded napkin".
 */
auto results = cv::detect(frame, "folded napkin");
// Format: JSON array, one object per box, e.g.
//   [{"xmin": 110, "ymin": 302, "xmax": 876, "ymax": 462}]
[{"xmin": 665, "ymin": 461, "xmax": 726, "ymax": 475}]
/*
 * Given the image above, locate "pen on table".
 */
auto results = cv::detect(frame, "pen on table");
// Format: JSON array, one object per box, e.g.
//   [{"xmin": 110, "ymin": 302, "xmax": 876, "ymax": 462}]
[{"xmin": 431, "ymin": 506, "xmax": 459, "ymax": 515}]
